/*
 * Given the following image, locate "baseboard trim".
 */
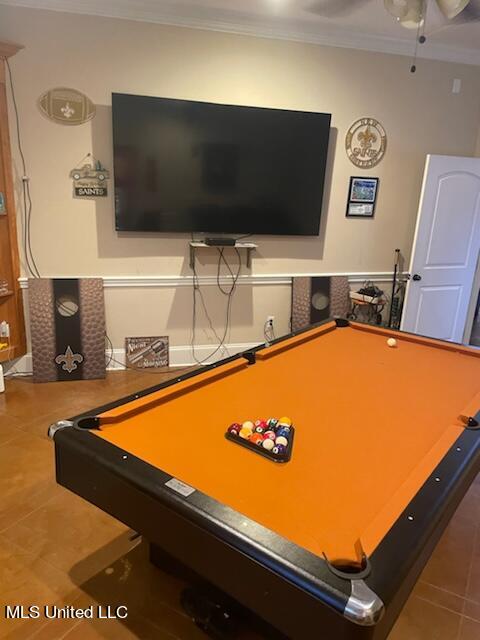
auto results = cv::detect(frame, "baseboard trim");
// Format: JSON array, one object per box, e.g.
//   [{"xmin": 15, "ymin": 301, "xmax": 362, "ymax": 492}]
[
  {"xmin": 18, "ymin": 272, "xmax": 405, "ymax": 289},
  {"xmin": 4, "ymin": 342, "xmax": 259, "ymax": 376},
  {"xmin": 107, "ymin": 342, "xmax": 258, "ymax": 369}
]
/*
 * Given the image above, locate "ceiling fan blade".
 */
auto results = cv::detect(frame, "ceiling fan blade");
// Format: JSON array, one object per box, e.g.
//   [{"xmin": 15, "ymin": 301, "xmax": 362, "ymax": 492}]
[
  {"xmin": 399, "ymin": 0, "xmax": 425, "ymax": 28},
  {"xmin": 450, "ymin": 0, "xmax": 480, "ymax": 21},
  {"xmin": 436, "ymin": 0, "xmax": 470, "ymax": 20},
  {"xmin": 305, "ymin": 0, "xmax": 370, "ymax": 17},
  {"xmin": 384, "ymin": 0, "xmax": 410, "ymax": 19}
]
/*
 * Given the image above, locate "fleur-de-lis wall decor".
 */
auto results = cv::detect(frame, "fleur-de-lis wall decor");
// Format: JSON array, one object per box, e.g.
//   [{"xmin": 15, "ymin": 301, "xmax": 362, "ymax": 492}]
[{"xmin": 55, "ymin": 346, "xmax": 84, "ymax": 373}]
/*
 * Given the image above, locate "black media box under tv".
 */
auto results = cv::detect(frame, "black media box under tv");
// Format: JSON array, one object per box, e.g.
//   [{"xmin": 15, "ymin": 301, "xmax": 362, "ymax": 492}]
[{"xmin": 204, "ymin": 237, "xmax": 237, "ymax": 246}]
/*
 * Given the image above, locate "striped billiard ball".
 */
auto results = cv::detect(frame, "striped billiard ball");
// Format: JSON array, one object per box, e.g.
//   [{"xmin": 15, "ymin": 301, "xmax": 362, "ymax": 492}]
[
  {"xmin": 272, "ymin": 444, "xmax": 287, "ymax": 456},
  {"xmin": 239, "ymin": 427, "xmax": 252, "ymax": 439},
  {"xmin": 266, "ymin": 418, "xmax": 279, "ymax": 431},
  {"xmin": 276, "ymin": 427, "xmax": 291, "ymax": 439},
  {"xmin": 228, "ymin": 423, "xmax": 241, "ymax": 436}
]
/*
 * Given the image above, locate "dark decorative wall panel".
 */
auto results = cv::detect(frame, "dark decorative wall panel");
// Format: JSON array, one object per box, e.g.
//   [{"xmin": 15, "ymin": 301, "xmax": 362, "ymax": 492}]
[
  {"xmin": 28, "ymin": 278, "xmax": 106, "ymax": 383},
  {"xmin": 291, "ymin": 276, "xmax": 350, "ymax": 332}
]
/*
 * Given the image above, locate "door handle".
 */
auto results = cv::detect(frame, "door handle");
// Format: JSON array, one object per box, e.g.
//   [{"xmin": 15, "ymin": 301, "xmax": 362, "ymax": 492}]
[{"xmin": 412, "ymin": 274, "xmax": 422, "ymax": 281}]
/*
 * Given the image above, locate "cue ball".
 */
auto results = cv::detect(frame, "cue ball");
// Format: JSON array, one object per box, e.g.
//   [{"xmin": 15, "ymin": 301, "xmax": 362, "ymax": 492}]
[{"xmin": 387, "ymin": 338, "xmax": 397, "ymax": 348}]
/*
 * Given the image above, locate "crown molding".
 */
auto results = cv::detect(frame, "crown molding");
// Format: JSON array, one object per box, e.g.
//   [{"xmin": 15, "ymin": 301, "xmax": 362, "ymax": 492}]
[{"xmin": 0, "ymin": 0, "xmax": 479, "ymax": 66}]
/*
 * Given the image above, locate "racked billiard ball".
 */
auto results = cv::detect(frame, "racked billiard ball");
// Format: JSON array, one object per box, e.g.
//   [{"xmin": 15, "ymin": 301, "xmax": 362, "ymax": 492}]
[
  {"xmin": 242, "ymin": 420, "xmax": 254, "ymax": 431},
  {"xmin": 278, "ymin": 416, "xmax": 292, "ymax": 427},
  {"xmin": 266, "ymin": 418, "xmax": 279, "ymax": 431},
  {"xmin": 249, "ymin": 433, "xmax": 264, "ymax": 446},
  {"xmin": 263, "ymin": 430, "xmax": 276, "ymax": 441},
  {"xmin": 228, "ymin": 423, "xmax": 241, "ymax": 436},
  {"xmin": 262, "ymin": 438, "xmax": 275, "ymax": 451},
  {"xmin": 276, "ymin": 427, "xmax": 291, "ymax": 439},
  {"xmin": 239, "ymin": 427, "xmax": 252, "ymax": 439},
  {"xmin": 272, "ymin": 444, "xmax": 287, "ymax": 456},
  {"xmin": 275, "ymin": 436, "xmax": 288, "ymax": 447}
]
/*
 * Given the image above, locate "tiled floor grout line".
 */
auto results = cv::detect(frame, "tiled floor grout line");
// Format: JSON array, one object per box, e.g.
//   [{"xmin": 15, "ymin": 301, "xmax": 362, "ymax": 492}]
[
  {"xmin": 456, "ymin": 516, "xmax": 480, "ymax": 639},
  {"xmin": 414, "ymin": 594, "xmax": 466, "ymax": 619},
  {"xmin": 0, "ymin": 491, "xmax": 58, "ymax": 535},
  {"xmin": 420, "ymin": 579, "xmax": 480, "ymax": 606},
  {"xmin": 0, "ymin": 431, "xmax": 25, "ymax": 447},
  {"xmin": 0, "ymin": 523, "xmax": 128, "ymax": 602},
  {"xmin": 56, "ymin": 620, "xmax": 83, "ymax": 640}
]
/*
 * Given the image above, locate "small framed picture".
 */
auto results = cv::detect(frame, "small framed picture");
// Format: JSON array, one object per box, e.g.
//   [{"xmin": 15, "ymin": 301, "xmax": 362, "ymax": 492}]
[
  {"xmin": 125, "ymin": 336, "xmax": 169, "ymax": 369},
  {"xmin": 346, "ymin": 177, "xmax": 379, "ymax": 218}
]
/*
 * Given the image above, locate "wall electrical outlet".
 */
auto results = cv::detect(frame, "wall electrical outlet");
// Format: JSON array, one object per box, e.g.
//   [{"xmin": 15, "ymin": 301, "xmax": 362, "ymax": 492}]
[{"xmin": 266, "ymin": 315, "xmax": 275, "ymax": 325}]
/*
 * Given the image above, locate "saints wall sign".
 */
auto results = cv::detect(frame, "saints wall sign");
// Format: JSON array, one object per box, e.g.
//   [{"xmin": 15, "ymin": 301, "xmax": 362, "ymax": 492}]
[
  {"xmin": 38, "ymin": 87, "xmax": 95, "ymax": 125},
  {"xmin": 70, "ymin": 154, "xmax": 109, "ymax": 197},
  {"xmin": 345, "ymin": 118, "xmax": 387, "ymax": 169},
  {"xmin": 125, "ymin": 336, "xmax": 169, "ymax": 369}
]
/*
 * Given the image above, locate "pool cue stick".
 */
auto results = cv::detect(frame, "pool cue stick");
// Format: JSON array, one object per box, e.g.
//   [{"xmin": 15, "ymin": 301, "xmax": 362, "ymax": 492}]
[{"xmin": 388, "ymin": 249, "xmax": 400, "ymax": 328}]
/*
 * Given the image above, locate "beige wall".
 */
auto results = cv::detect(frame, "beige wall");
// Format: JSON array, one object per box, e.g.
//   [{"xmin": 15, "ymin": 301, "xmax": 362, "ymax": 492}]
[{"xmin": 1, "ymin": 5, "xmax": 480, "ymax": 355}]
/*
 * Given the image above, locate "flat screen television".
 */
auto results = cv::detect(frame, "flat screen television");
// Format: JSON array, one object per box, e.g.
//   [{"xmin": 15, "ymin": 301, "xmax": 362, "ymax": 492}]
[{"xmin": 112, "ymin": 93, "xmax": 331, "ymax": 235}]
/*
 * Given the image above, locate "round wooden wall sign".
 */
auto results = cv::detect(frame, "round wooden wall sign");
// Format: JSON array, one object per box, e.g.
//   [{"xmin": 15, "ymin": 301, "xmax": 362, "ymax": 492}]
[
  {"xmin": 345, "ymin": 118, "xmax": 387, "ymax": 169},
  {"xmin": 38, "ymin": 87, "xmax": 95, "ymax": 125}
]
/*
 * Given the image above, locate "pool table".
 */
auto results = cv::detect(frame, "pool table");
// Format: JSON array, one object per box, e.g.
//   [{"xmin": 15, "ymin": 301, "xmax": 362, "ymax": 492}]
[{"xmin": 49, "ymin": 319, "xmax": 480, "ymax": 639}]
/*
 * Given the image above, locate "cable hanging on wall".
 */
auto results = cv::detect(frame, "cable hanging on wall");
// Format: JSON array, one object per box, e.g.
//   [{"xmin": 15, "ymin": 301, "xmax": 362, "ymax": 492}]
[
  {"xmin": 5, "ymin": 58, "xmax": 40, "ymax": 279},
  {"xmin": 190, "ymin": 247, "xmax": 242, "ymax": 366}
]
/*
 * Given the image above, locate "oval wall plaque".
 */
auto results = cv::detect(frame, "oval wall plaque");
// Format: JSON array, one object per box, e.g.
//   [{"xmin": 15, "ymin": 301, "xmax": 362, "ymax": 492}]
[
  {"xmin": 345, "ymin": 117, "xmax": 387, "ymax": 169},
  {"xmin": 38, "ymin": 87, "xmax": 95, "ymax": 125}
]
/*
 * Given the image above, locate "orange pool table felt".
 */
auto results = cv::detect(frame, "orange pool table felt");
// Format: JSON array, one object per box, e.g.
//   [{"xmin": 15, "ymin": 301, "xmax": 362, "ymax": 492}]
[{"xmin": 95, "ymin": 322, "xmax": 480, "ymax": 564}]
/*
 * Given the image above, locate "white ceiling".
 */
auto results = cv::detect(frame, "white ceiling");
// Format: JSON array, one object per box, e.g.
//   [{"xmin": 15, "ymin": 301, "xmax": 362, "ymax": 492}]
[{"xmin": 1, "ymin": 0, "xmax": 480, "ymax": 64}]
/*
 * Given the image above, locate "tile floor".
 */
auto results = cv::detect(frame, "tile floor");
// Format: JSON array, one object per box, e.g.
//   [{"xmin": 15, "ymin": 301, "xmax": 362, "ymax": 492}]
[{"xmin": 0, "ymin": 371, "xmax": 479, "ymax": 640}]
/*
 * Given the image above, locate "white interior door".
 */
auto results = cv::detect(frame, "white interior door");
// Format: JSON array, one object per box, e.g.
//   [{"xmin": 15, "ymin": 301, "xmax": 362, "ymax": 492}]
[{"xmin": 401, "ymin": 155, "xmax": 480, "ymax": 342}]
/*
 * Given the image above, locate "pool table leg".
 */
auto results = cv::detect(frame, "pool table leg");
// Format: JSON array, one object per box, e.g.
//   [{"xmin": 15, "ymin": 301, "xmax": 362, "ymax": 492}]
[{"xmin": 149, "ymin": 543, "xmax": 288, "ymax": 639}]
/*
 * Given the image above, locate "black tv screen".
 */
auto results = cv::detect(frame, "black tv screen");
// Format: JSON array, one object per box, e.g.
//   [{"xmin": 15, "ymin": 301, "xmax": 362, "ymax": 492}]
[{"xmin": 112, "ymin": 93, "xmax": 331, "ymax": 235}]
